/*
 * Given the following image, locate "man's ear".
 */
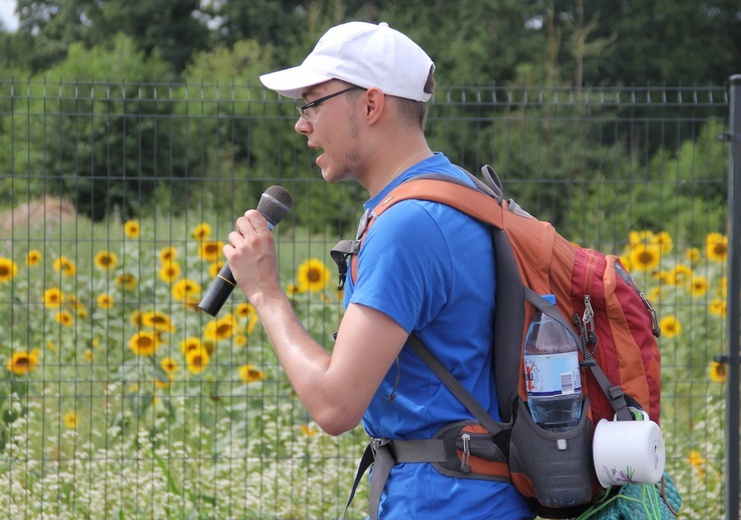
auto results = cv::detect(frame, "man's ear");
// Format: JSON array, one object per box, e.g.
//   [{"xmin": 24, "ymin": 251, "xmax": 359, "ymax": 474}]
[{"xmin": 363, "ymin": 87, "xmax": 386, "ymax": 124}]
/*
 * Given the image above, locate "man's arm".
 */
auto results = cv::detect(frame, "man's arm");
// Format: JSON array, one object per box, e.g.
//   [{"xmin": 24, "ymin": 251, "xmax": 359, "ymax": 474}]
[{"xmin": 223, "ymin": 209, "xmax": 407, "ymax": 436}]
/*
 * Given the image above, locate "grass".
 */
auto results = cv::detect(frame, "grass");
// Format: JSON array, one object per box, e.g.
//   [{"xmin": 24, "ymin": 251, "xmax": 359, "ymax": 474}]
[{"xmin": 0, "ymin": 208, "xmax": 730, "ymax": 519}]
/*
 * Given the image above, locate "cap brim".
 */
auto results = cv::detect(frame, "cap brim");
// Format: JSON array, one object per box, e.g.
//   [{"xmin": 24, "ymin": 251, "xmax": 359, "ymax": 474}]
[{"xmin": 259, "ymin": 66, "xmax": 334, "ymax": 99}]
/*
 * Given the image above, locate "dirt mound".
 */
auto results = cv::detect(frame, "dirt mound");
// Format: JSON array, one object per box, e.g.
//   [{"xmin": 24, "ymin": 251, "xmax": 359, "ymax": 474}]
[{"xmin": 0, "ymin": 197, "xmax": 77, "ymax": 235}]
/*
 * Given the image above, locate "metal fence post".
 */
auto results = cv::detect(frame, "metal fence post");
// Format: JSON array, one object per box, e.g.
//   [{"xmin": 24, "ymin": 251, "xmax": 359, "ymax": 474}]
[{"xmin": 725, "ymin": 74, "xmax": 741, "ymax": 520}]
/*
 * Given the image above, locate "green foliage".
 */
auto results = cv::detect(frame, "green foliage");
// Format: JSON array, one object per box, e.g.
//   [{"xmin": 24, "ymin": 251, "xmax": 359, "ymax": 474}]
[
  {"xmin": 96, "ymin": 0, "xmax": 210, "ymax": 73},
  {"xmin": 561, "ymin": 118, "xmax": 728, "ymax": 247},
  {"xmin": 377, "ymin": 0, "xmax": 546, "ymax": 87},
  {"xmin": 9, "ymin": 35, "xmax": 200, "ymax": 221},
  {"xmin": 45, "ymin": 32, "xmax": 173, "ymax": 81},
  {"xmin": 14, "ymin": 0, "xmax": 210, "ymax": 74}
]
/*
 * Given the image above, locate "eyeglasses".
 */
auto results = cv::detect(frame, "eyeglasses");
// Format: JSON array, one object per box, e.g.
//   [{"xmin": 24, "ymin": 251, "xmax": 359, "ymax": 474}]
[{"xmin": 296, "ymin": 86, "xmax": 364, "ymax": 120}]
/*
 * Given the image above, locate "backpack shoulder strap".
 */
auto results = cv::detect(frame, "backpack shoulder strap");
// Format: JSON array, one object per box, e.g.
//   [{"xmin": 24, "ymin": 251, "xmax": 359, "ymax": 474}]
[{"xmin": 372, "ymin": 174, "xmax": 504, "ymax": 225}]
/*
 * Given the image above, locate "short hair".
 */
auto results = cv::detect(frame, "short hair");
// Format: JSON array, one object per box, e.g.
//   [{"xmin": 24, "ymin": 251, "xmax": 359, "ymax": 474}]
[
  {"xmin": 394, "ymin": 65, "xmax": 435, "ymax": 130},
  {"xmin": 336, "ymin": 66, "xmax": 435, "ymax": 130}
]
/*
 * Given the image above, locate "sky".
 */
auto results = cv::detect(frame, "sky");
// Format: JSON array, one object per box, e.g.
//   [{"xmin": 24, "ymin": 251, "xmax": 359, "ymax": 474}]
[{"xmin": 0, "ymin": 0, "xmax": 18, "ymax": 31}]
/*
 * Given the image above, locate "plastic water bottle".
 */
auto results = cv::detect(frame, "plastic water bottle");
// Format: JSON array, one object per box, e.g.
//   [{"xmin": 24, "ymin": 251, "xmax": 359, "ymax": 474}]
[{"xmin": 523, "ymin": 294, "xmax": 583, "ymax": 432}]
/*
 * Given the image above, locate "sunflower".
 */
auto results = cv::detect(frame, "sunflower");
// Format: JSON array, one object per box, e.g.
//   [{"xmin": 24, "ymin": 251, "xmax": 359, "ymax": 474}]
[
  {"xmin": 161, "ymin": 357, "xmax": 178, "ymax": 375},
  {"xmin": 172, "ymin": 278, "xmax": 201, "ymax": 302},
  {"xmin": 25, "ymin": 250, "xmax": 42, "ymax": 267},
  {"xmin": 719, "ymin": 276, "xmax": 728, "ymax": 299},
  {"xmin": 140, "ymin": 310, "xmax": 176, "ymax": 333},
  {"xmin": 67, "ymin": 294, "xmax": 87, "ymax": 317},
  {"xmin": 618, "ymin": 253, "xmax": 631, "ymax": 272},
  {"xmin": 204, "ymin": 314, "xmax": 240, "ymax": 341},
  {"xmin": 0, "ymin": 257, "xmax": 19, "ymax": 283},
  {"xmin": 158, "ymin": 261, "xmax": 181, "ymax": 283},
  {"xmin": 628, "ymin": 243, "xmax": 661, "ymax": 273},
  {"xmin": 94, "ymin": 250, "xmax": 118, "ymax": 271},
  {"xmin": 63, "ymin": 412, "xmax": 78, "ymax": 429},
  {"xmin": 208, "ymin": 261, "xmax": 224, "ymax": 279},
  {"xmin": 705, "ymin": 232, "xmax": 728, "ymax": 262},
  {"xmin": 43, "ymin": 287, "xmax": 64, "ymax": 308},
  {"xmin": 235, "ymin": 302, "xmax": 256, "ymax": 320},
  {"xmin": 234, "ymin": 334, "xmax": 247, "ymax": 347},
  {"xmin": 659, "ymin": 315, "xmax": 681, "ymax": 338},
  {"xmin": 709, "ymin": 298, "xmax": 727, "ymax": 318},
  {"xmin": 300, "ymin": 424, "xmax": 318, "ymax": 437},
  {"xmin": 628, "ymin": 230, "xmax": 654, "ymax": 245},
  {"xmin": 689, "ymin": 276, "xmax": 708, "ymax": 297},
  {"xmin": 97, "ymin": 293, "xmax": 115, "ymax": 309},
  {"xmin": 296, "ymin": 258, "xmax": 332, "ymax": 292},
  {"xmin": 186, "ymin": 346, "xmax": 210, "ymax": 375},
  {"xmin": 650, "ymin": 231, "xmax": 673, "ymax": 254},
  {"xmin": 239, "ymin": 364, "xmax": 267, "ymax": 384},
  {"xmin": 159, "ymin": 247, "xmax": 177, "ymax": 264},
  {"xmin": 124, "ymin": 220, "xmax": 140, "ymax": 239},
  {"xmin": 55, "ymin": 311, "xmax": 74, "ymax": 327},
  {"xmin": 647, "ymin": 286, "xmax": 663, "ymax": 303},
  {"xmin": 198, "ymin": 241, "xmax": 224, "ymax": 263},
  {"xmin": 685, "ymin": 247, "xmax": 702, "ymax": 264},
  {"xmin": 193, "ymin": 223, "xmax": 212, "ymax": 241},
  {"xmin": 84, "ymin": 350, "xmax": 93, "ymax": 361},
  {"xmin": 115, "ymin": 273, "xmax": 138, "ymax": 290},
  {"xmin": 53, "ymin": 256, "xmax": 77, "ymax": 277},
  {"xmin": 687, "ymin": 450, "xmax": 706, "ymax": 478},
  {"xmin": 7, "ymin": 349, "xmax": 40, "ymax": 375},
  {"xmin": 246, "ymin": 315, "xmax": 261, "ymax": 335},
  {"xmin": 287, "ymin": 283, "xmax": 303, "ymax": 298},
  {"xmin": 130, "ymin": 310, "xmax": 145, "ymax": 328},
  {"xmin": 154, "ymin": 377, "xmax": 172, "ymax": 389},
  {"xmin": 666, "ymin": 264, "xmax": 693, "ymax": 286},
  {"xmin": 129, "ymin": 331, "xmax": 161, "ymax": 356},
  {"xmin": 180, "ymin": 337, "xmax": 202, "ymax": 355},
  {"xmin": 708, "ymin": 361, "xmax": 727, "ymax": 383}
]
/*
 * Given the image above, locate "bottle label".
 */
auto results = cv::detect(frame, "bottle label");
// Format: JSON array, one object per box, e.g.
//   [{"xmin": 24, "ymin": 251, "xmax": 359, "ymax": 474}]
[{"xmin": 524, "ymin": 352, "xmax": 582, "ymax": 397}]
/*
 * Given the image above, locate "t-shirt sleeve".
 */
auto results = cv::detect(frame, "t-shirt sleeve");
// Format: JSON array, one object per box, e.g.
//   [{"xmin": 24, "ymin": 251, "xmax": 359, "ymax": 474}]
[{"xmin": 347, "ymin": 201, "xmax": 451, "ymax": 333}]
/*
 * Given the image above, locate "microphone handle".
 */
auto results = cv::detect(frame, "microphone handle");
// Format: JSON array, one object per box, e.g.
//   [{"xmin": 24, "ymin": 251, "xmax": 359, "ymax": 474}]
[
  {"xmin": 197, "ymin": 262, "xmax": 236, "ymax": 317},
  {"xmin": 197, "ymin": 220, "xmax": 278, "ymax": 317}
]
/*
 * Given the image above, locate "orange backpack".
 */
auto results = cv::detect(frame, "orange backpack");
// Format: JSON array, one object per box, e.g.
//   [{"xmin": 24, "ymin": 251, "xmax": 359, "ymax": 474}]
[{"xmin": 333, "ymin": 166, "xmax": 663, "ymax": 519}]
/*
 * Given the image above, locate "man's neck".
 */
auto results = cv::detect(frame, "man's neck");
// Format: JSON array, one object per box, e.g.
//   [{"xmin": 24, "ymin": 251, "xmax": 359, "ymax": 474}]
[{"xmin": 362, "ymin": 141, "xmax": 433, "ymax": 197}]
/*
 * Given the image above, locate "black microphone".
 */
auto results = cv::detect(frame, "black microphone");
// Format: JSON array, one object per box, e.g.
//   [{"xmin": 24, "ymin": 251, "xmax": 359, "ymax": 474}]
[{"xmin": 198, "ymin": 185, "xmax": 293, "ymax": 317}]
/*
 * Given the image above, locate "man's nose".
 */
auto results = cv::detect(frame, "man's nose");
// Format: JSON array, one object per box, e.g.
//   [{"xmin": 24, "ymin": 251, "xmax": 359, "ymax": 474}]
[{"xmin": 295, "ymin": 117, "xmax": 311, "ymax": 135}]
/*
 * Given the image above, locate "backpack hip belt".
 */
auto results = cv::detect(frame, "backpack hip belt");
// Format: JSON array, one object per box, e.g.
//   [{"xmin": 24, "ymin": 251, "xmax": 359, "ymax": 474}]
[{"xmin": 341, "ymin": 429, "xmax": 511, "ymax": 520}]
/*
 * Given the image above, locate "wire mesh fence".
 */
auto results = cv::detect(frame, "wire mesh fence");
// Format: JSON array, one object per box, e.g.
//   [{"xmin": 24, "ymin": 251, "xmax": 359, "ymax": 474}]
[{"xmin": 0, "ymin": 78, "xmax": 735, "ymax": 519}]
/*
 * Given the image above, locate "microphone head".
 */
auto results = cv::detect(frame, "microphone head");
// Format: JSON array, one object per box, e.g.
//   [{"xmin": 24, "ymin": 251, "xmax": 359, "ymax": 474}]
[{"xmin": 258, "ymin": 185, "xmax": 293, "ymax": 226}]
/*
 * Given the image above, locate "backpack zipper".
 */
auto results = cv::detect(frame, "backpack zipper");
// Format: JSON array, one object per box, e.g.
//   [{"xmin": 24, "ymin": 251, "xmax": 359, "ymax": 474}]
[
  {"xmin": 582, "ymin": 295, "xmax": 595, "ymax": 337},
  {"xmin": 580, "ymin": 251, "xmax": 599, "ymax": 356},
  {"xmin": 639, "ymin": 291, "xmax": 661, "ymax": 338}
]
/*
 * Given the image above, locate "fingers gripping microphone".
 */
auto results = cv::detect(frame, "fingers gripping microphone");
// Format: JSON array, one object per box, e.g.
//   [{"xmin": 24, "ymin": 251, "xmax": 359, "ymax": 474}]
[{"xmin": 198, "ymin": 185, "xmax": 293, "ymax": 317}]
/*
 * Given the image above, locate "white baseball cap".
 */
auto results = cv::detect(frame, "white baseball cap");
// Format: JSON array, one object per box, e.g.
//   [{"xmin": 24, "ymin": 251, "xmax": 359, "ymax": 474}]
[{"xmin": 259, "ymin": 22, "xmax": 434, "ymax": 102}]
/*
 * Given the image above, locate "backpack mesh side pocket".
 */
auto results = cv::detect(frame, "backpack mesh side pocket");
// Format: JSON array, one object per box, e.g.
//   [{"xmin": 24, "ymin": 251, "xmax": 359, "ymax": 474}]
[{"xmin": 509, "ymin": 397, "xmax": 594, "ymax": 513}]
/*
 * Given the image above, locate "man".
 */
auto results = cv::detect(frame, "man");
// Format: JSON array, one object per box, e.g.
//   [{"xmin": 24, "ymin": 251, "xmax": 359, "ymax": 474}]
[{"xmin": 224, "ymin": 21, "xmax": 533, "ymax": 520}]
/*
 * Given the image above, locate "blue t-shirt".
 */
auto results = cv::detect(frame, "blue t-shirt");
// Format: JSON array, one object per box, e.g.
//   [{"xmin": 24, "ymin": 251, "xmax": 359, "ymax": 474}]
[{"xmin": 344, "ymin": 153, "xmax": 532, "ymax": 519}]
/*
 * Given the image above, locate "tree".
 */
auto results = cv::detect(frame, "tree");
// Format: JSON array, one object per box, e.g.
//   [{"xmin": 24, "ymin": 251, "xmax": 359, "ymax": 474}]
[
  {"xmin": 15, "ymin": 0, "xmax": 210, "ymax": 74},
  {"xmin": 95, "ymin": 0, "xmax": 210, "ymax": 73},
  {"xmin": 570, "ymin": 0, "xmax": 741, "ymax": 86},
  {"xmin": 23, "ymin": 35, "xmax": 199, "ymax": 220}
]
